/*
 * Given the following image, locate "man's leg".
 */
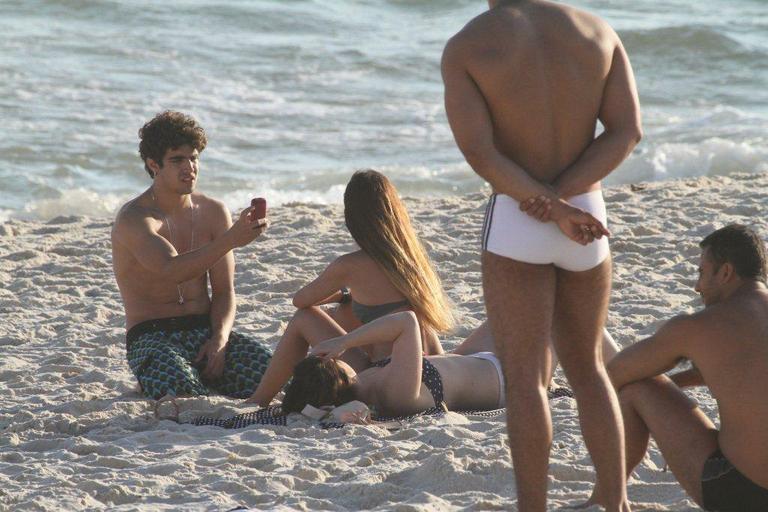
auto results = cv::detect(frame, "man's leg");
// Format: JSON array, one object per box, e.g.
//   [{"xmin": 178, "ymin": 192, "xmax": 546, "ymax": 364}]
[
  {"xmin": 551, "ymin": 257, "xmax": 629, "ymax": 511},
  {"xmin": 483, "ymin": 251, "xmax": 556, "ymax": 512},
  {"xmin": 599, "ymin": 376, "xmax": 718, "ymax": 506},
  {"xmin": 127, "ymin": 332, "xmax": 209, "ymax": 399},
  {"xmin": 214, "ymin": 331, "xmax": 274, "ymax": 399}
]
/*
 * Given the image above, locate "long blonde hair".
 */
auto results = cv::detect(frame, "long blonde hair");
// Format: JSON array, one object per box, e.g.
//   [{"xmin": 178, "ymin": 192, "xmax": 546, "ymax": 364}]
[{"xmin": 344, "ymin": 170, "xmax": 455, "ymax": 334}]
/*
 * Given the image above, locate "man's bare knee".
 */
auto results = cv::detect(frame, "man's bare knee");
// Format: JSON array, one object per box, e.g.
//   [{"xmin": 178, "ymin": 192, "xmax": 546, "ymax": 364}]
[
  {"xmin": 617, "ymin": 376, "xmax": 671, "ymax": 411},
  {"xmin": 558, "ymin": 351, "xmax": 603, "ymax": 386}
]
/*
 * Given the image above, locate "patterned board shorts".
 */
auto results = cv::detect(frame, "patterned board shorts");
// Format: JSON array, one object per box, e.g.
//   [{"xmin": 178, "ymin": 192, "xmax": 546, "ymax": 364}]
[{"xmin": 126, "ymin": 314, "xmax": 272, "ymax": 400}]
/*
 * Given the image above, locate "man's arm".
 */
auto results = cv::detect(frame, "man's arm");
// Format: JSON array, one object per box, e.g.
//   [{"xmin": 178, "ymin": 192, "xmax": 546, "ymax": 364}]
[
  {"xmin": 608, "ymin": 315, "xmax": 696, "ymax": 390},
  {"xmin": 552, "ymin": 37, "xmax": 643, "ymax": 198},
  {"xmin": 195, "ymin": 201, "xmax": 237, "ymax": 378},
  {"xmin": 115, "ymin": 204, "xmax": 263, "ymax": 284}
]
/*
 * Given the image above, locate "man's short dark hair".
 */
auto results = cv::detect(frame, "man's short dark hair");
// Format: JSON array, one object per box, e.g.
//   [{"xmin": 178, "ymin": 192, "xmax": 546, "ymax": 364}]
[
  {"xmin": 138, "ymin": 111, "xmax": 207, "ymax": 178},
  {"xmin": 700, "ymin": 224, "xmax": 767, "ymax": 283}
]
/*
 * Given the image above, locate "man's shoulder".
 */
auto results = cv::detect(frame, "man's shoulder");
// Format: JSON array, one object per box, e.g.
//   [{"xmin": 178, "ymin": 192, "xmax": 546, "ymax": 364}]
[
  {"xmin": 445, "ymin": 9, "xmax": 498, "ymax": 53},
  {"xmin": 114, "ymin": 196, "xmax": 152, "ymax": 230},
  {"xmin": 445, "ymin": 4, "xmax": 616, "ymax": 61},
  {"xmin": 192, "ymin": 193, "xmax": 229, "ymax": 217},
  {"xmin": 679, "ymin": 297, "xmax": 765, "ymax": 347}
]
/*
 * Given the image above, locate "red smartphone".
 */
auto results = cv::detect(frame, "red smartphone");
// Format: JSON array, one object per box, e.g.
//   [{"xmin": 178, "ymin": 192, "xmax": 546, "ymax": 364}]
[{"xmin": 250, "ymin": 197, "xmax": 267, "ymax": 221}]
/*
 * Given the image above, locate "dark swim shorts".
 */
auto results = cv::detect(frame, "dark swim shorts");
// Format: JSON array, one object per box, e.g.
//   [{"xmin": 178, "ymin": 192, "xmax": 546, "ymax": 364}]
[
  {"xmin": 701, "ymin": 448, "xmax": 768, "ymax": 511},
  {"xmin": 126, "ymin": 314, "xmax": 272, "ymax": 400}
]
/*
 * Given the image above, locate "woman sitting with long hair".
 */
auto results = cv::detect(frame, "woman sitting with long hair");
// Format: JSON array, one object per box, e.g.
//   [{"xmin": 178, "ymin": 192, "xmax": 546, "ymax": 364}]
[
  {"xmin": 282, "ymin": 311, "xmax": 505, "ymax": 417},
  {"xmin": 246, "ymin": 170, "xmax": 454, "ymax": 405}
]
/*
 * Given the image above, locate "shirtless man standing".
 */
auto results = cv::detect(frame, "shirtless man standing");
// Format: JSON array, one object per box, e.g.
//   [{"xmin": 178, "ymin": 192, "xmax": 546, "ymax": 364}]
[
  {"xmin": 112, "ymin": 111, "xmax": 271, "ymax": 399},
  {"xmin": 443, "ymin": 1, "xmax": 641, "ymax": 510},
  {"xmin": 596, "ymin": 225, "xmax": 768, "ymax": 511}
]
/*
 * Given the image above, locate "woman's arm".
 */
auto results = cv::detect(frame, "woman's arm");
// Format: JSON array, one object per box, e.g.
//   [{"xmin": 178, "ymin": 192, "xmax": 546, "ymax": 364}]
[
  {"xmin": 292, "ymin": 257, "xmax": 347, "ymax": 308},
  {"xmin": 421, "ymin": 326, "xmax": 444, "ymax": 355},
  {"xmin": 312, "ymin": 312, "xmax": 423, "ymax": 404}
]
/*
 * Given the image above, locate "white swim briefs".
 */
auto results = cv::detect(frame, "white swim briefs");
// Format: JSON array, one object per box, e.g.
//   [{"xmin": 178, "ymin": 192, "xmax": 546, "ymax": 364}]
[{"xmin": 481, "ymin": 190, "xmax": 610, "ymax": 272}]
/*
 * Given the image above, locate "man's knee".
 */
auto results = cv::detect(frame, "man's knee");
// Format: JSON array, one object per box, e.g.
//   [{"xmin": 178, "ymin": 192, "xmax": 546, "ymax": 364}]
[
  {"xmin": 557, "ymin": 349, "xmax": 604, "ymax": 386},
  {"xmin": 617, "ymin": 375, "xmax": 668, "ymax": 403}
]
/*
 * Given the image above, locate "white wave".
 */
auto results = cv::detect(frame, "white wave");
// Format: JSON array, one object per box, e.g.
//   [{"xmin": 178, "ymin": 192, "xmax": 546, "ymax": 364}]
[
  {"xmin": 0, "ymin": 209, "xmax": 13, "ymax": 224},
  {"xmin": 18, "ymin": 189, "xmax": 125, "ymax": 221},
  {"xmin": 218, "ymin": 185, "xmax": 348, "ymax": 212},
  {"xmin": 611, "ymin": 137, "xmax": 768, "ymax": 185}
]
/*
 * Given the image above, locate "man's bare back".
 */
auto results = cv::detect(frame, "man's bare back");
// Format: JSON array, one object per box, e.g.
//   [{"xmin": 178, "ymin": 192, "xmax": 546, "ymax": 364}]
[
  {"xmin": 693, "ymin": 286, "xmax": 768, "ymax": 486},
  {"xmin": 444, "ymin": 0, "xmax": 641, "ymax": 203}
]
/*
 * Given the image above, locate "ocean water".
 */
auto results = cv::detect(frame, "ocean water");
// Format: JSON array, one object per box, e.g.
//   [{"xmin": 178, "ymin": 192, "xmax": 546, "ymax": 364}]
[{"xmin": 1, "ymin": 0, "xmax": 766, "ymax": 221}]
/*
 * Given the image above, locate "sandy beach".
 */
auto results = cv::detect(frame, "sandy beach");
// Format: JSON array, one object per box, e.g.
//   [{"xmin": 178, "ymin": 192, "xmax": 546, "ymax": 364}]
[{"xmin": 1, "ymin": 172, "xmax": 765, "ymax": 511}]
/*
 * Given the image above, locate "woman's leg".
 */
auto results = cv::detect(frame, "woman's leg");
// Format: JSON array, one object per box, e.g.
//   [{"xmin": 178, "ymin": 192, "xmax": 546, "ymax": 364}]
[
  {"xmin": 327, "ymin": 302, "xmax": 361, "ymax": 332},
  {"xmin": 451, "ymin": 320, "xmax": 494, "ymax": 355}
]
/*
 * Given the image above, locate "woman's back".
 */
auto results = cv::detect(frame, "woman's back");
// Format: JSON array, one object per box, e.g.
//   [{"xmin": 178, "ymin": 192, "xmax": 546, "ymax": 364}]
[{"xmin": 343, "ymin": 251, "xmax": 409, "ymax": 306}]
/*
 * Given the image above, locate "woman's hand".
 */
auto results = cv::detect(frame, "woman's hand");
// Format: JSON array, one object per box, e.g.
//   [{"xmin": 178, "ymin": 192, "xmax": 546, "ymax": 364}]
[{"xmin": 310, "ymin": 336, "xmax": 348, "ymax": 359}]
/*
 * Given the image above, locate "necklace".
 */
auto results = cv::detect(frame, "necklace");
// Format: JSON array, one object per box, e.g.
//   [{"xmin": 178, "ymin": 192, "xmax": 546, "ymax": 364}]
[{"xmin": 152, "ymin": 190, "xmax": 196, "ymax": 305}]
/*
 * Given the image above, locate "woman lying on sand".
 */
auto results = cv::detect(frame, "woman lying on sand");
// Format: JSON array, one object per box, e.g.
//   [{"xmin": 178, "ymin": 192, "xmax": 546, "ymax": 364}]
[
  {"xmin": 278, "ymin": 313, "xmax": 618, "ymax": 417},
  {"xmin": 281, "ymin": 311, "xmax": 504, "ymax": 416},
  {"xmin": 247, "ymin": 170, "xmax": 453, "ymax": 405}
]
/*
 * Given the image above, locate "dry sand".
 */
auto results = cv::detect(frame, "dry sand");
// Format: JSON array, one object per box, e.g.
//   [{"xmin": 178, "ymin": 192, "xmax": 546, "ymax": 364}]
[{"xmin": 2, "ymin": 172, "xmax": 766, "ymax": 511}]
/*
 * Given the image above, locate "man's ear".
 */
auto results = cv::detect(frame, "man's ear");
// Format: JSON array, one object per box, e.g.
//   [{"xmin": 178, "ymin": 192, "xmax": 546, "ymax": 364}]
[
  {"xmin": 147, "ymin": 158, "xmax": 161, "ymax": 177},
  {"xmin": 718, "ymin": 261, "xmax": 735, "ymax": 283}
]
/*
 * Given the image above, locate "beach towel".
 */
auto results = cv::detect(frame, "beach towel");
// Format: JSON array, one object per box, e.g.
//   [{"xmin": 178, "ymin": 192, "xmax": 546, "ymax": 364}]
[{"xmin": 186, "ymin": 386, "xmax": 574, "ymax": 430}]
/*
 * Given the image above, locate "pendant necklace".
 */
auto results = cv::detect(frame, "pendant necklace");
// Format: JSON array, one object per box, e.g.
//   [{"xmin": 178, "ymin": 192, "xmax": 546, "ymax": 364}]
[{"xmin": 153, "ymin": 191, "xmax": 196, "ymax": 305}]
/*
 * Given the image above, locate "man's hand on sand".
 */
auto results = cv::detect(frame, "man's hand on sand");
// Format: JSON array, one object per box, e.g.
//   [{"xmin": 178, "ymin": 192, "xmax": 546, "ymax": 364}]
[
  {"xmin": 549, "ymin": 198, "xmax": 610, "ymax": 245},
  {"xmin": 194, "ymin": 337, "xmax": 227, "ymax": 381},
  {"xmin": 229, "ymin": 207, "xmax": 268, "ymax": 248}
]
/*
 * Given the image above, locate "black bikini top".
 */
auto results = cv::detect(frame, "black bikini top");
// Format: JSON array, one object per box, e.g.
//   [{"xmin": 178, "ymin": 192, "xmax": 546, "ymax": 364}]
[{"xmin": 370, "ymin": 357, "xmax": 445, "ymax": 408}]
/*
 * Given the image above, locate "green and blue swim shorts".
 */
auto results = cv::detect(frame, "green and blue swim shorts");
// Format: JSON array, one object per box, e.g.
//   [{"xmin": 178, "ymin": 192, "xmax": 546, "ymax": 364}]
[{"xmin": 126, "ymin": 314, "xmax": 272, "ymax": 400}]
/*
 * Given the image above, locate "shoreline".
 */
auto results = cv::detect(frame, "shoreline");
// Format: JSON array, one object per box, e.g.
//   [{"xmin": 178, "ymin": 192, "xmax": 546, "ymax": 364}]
[{"xmin": 1, "ymin": 172, "xmax": 766, "ymax": 510}]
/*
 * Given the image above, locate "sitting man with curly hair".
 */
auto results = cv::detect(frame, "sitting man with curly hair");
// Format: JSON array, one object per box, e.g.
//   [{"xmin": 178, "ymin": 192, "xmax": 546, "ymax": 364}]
[{"xmin": 112, "ymin": 111, "xmax": 271, "ymax": 399}]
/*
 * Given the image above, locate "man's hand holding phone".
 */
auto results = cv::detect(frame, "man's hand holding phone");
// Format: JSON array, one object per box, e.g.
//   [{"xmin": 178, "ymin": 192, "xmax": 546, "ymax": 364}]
[{"xmin": 249, "ymin": 197, "xmax": 267, "ymax": 223}]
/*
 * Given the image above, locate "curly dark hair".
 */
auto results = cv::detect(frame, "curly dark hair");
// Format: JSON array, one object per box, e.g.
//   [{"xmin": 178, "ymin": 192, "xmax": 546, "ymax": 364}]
[
  {"xmin": 700, "ymin": 224, "xmax": 767, "ymax": 283},
  {"xmin": 281, "ymin": 356, "xmax": 355, "ymax": 414},
  {"xmin": 138, "ymin": 111, "xmax": 208, "ymax": 178}
]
